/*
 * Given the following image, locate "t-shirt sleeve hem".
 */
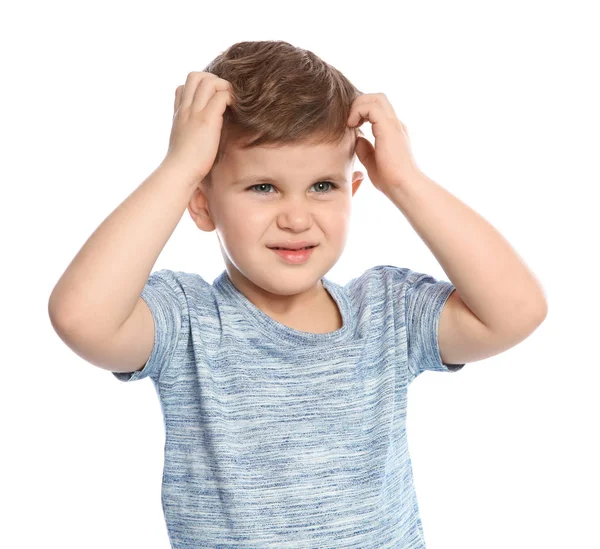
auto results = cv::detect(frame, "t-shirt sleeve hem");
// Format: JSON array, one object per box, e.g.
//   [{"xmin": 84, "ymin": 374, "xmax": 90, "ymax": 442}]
[
  {"xmin": 111, "ymin": 283, "xmax": 168, "ymax": 383},
  {"xmin": 430, "ymin": 283, "xmax": 466, "ymax": 373}
]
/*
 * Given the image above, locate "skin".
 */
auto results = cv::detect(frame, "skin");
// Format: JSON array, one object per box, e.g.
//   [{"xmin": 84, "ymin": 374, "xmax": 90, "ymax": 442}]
[{"xmin": 186, "ymin": 129, "xmax": 365, "ymax": 332}]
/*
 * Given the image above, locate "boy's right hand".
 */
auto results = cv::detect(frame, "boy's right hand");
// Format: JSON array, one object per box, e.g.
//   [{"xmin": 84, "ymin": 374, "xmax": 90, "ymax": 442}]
[{"xmin": 162, "ymin": 71, "xmax": 234, "ymax": 184}]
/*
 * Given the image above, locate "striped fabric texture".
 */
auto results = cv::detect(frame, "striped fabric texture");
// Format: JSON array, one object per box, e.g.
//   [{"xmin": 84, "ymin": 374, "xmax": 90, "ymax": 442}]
[{"xmin": 113, "ymin": 265, "xmax": 466, "ymax": 548}]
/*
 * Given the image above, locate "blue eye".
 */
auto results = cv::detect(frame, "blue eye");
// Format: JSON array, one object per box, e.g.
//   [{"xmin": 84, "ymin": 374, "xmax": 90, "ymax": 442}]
[
  {"xmin": 249, "ymin": 181, "xmax": 339, "ymax": 194},
  {"xmin": 249, "ymin": 184, "xmax": 275, "ymax": 194},
  {"xmin": 313, "ymin": 181, "xmax": 338, "ymax": 193}
]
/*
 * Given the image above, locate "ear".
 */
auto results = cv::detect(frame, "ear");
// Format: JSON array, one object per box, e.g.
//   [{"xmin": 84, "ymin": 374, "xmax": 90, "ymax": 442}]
[
  {"xmin": 352, "ymin": 171, "xmax": 365, "ymax": 196},
  {"xmin": 355, "ymin": 136, "xmax": 376, "ymax": 176},
  {"xmin": 187, "ymin": 185, "xmax": 216, "ymax": 232}
]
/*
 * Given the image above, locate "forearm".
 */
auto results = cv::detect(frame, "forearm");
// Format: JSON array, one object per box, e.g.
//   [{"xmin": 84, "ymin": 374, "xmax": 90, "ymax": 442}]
[
  {"xmin": 49, "ymin": 160, "xmax": 199, "ymax": 337},
  {"xmin": 386, "ymin": 173, "xmax": 548, "ymax": 332}
]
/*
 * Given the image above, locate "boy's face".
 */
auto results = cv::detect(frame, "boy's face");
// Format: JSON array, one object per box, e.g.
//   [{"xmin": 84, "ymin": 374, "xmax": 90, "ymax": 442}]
[{"xmin": 187, "ymin": 130, "xmax": 364, "ymax": 313}]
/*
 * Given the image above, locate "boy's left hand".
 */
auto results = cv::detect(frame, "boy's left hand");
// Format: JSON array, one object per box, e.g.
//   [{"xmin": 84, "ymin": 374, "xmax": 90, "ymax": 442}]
[{"xmin": 347, "ymin": 93, "xmax": 423, "ymax": 194}]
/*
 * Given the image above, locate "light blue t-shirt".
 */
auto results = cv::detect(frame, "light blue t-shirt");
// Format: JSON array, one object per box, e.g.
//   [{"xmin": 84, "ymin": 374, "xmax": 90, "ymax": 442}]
[{"xmin": 113, "ymin": 265, "xmax": 466, "ymax": 548}]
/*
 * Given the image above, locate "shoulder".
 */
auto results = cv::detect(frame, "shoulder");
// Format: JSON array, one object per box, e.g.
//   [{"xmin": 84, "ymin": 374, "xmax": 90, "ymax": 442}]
[
  {"xmin": 144, "ymin": 269, "xmax": 216, "ymax": 316},
  {"xmin": 344, "ymin": 264, "xmax": 413, "ymax": 293},
  {"xmin": 149, "ymin": 269, "xmax": 211, "ymax": 293},
  {"xmin": 342, "ymin": 264, "xmax": 454, "ymax": 300}
]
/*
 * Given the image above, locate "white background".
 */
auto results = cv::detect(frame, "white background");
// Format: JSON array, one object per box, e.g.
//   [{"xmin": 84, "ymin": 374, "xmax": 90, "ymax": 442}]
[{"xmin": 2, "ymin": 0, "xmax": 598, "ymax": 547}]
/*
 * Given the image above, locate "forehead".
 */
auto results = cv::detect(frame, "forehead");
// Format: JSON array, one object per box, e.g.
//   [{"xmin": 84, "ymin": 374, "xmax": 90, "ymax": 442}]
[{"xmin": 222, "ymin": 133, "xmax": 357, "ymax": 177}]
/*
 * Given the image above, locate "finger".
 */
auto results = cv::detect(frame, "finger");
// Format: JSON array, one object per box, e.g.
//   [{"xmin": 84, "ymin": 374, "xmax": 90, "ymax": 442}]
[
  {"xmin": 368, "ymin": 93, "xmax": 398, "ymax": 119},
  {"xmin": 347, "ymin": 99, "xmax": 387, "ymax": 132},
  {"xmin": 180, "ymin": 71, "xmax": 210, "ymax": 112},
  {"xmin": 202, "ymin": 88, "xmax": 234, "ymax": 120},
  {"xmin": 174, "ymin": 85, "xmax": 183, "ymax": 114},
  {"xmin": 192, "ymin": 77, "xmax": 232, "ymax": 113},
  {"xmin": 347, "ymin": 94, "xmax": 399, "ymax": 128},
  {"xmin": 347, "ymin": 96, "xmax": 378, "ymax": 128}
]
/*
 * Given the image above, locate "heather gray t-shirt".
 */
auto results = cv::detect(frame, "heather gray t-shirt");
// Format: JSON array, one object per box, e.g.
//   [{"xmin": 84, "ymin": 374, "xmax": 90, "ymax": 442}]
[{"xmin": 113, "ymin": 265, "xmax": 466, "ymax": 548}]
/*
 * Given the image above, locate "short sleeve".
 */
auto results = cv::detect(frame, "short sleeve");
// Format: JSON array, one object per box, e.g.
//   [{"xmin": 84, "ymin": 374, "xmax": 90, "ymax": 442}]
[
  {"xmin": 112, "ymin": 269, "xmax": 188, "ymax": 384},
  {"xmin": 405, "ymin": 270, "xmax": 466, "ymax": 381}
]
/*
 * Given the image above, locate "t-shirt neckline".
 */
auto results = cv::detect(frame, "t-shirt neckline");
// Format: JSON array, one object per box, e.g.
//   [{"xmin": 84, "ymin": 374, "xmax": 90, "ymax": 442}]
[{"xmin": 213, "ymin": 270, "xmax": 352, "ymax": 346}]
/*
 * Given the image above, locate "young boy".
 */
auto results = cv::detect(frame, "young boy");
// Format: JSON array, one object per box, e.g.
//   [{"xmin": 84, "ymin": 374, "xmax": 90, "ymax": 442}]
[{"xmin": 48, "ymin": 41, "xmax": 548, "ymax": 548}]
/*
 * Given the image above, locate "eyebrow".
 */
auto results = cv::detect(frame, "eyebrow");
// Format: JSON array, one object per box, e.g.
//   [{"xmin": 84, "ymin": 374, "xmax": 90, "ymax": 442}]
[{"xmin": 231, "ymin": 173, "xmax": 348, "ymax": 186}]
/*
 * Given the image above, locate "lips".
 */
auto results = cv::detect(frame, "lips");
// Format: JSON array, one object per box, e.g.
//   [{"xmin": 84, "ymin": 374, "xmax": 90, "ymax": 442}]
[
  {"xmin": 270, "ymin": 245, "xmax": 316, "ymax": 264},
  {"xmin": 270, "ymin": 246, "xmax": 315, "ymax": 250},
  {"xmin": 267, "ymin": 242, "xmax": 318, "ymax": 250}
]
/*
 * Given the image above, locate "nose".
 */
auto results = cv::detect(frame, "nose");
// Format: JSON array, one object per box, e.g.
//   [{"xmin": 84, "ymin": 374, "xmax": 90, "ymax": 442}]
[{"xmin": 276, "ymin": 197, "xmax": 314, "ymax": 230}]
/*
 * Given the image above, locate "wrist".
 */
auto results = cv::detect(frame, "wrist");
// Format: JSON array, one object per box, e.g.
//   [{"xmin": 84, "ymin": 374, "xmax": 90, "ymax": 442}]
[{"xmin": 158, "ymin": 156, "xmax": 207, "ymax": 189}]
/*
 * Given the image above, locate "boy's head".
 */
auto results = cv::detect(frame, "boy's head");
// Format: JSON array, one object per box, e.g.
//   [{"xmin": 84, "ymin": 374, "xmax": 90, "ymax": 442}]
[{"xmin": 187, "ymin": 40, "xmax": 366, "ymax": 304}]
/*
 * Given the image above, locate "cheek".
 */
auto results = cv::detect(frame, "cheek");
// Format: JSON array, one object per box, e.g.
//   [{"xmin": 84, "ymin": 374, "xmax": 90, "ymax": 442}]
[
  {"xmin": 326, "ymin": 204, "xmax": 351, "ymax": 226},
  {"xmin": 229, "ymin": 206, "xmax": 270, "ymax": 230},
  {"xmin": 220, "ymin": 196, "xmax": 259, "ymax": 222},
  {"xmin": 219, "ymin": 202, "xmax": 266, "ymax": 244},
  {"xmin": 327, "ymin": 218, "xmax": 350, "ymax": 241},
  {"xmin": 325, "ymin": 210, "xmax": 352, "ymax": 243}
]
